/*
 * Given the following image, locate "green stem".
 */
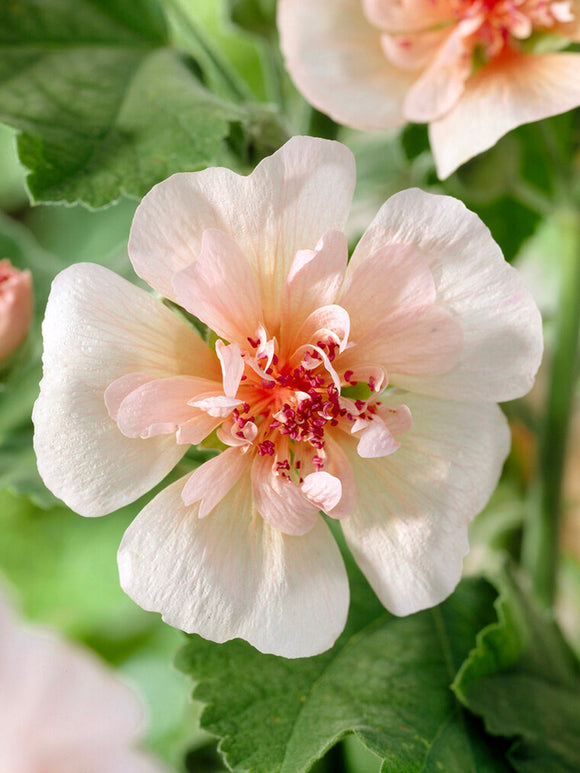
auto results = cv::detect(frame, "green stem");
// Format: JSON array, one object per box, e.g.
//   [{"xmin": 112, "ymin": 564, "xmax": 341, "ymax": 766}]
[
  {"xmin": 521, "ymin": 210, "xmax": 580, "ymax": 608},
  {"xmin": 307, "ymin": 108, "xmax": 340, "ymax": 140},
  {"xmin": 164, "ymin": 0, "xmax": 251, "ymax": 102}
]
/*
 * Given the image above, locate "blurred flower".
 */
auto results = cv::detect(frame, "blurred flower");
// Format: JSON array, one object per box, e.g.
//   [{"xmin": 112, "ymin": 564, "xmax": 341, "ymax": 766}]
[
  {"xmin": 0, "ymin": 589, "xmax": 166, "ymax": 773},
  {"xmin": 0, "ymin": 259, "xmax": 33, "ymax": 363},
  {"xmin": 33, "ymin": 137, "xmax": 542, "ymax": 658},
  {"xmin": 278, "ymin": 0, "xmax": 580, "ymax": 178}
]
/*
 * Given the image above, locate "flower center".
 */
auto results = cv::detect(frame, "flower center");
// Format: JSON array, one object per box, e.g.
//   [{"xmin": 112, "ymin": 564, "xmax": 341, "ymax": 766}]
[
  {"xmin": 217, "ymin": 332, "xmax": 383, "ymax": 481},
  {"xmin": 452, "ymin": 0, "xmax": 574, "ymax": 57}
]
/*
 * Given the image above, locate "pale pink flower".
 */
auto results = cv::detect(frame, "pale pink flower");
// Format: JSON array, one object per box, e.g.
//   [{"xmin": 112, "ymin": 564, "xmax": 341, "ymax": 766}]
[
  {"xmin": 33, "ymin": 137, "xmax": 542, "ymax": 658},
  {"xmin": 0, "ymin": 590, "xmax": 166, "ymax": 773},
  {"xmin": 278, "ymin": 0, "xmax": 580, "ymax": 178},
  {"xmin": 0, "ymin": 259, "xmax": 33, "ymax": 363}
]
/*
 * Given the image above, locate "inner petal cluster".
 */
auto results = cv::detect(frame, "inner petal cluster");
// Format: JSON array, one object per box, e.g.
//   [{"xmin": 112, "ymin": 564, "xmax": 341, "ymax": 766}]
[{"xmin": 376, "ymin": 0, "xmax": 575, "ymax": 72}]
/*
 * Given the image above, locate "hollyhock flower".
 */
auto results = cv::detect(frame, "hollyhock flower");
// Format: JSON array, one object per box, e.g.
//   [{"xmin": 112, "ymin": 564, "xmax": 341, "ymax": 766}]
[
  {"xmin": 0, "ymin": 259, "xmax": 33, "ymax": 363},
  {"xmin": 33, "ymin": 137, "xmax": 542, "ymax": 658},
  {"xmin": 277, "ymin": 0, "xmax": 580, "ymax": 178},
  {"xmin": 0, "ymin": 589, "xmax": 166, "ymax": 772}
]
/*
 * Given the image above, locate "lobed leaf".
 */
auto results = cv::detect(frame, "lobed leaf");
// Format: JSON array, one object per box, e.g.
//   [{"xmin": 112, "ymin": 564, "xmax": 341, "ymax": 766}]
[
  {"xmin": 454, "ymin": 566, "xmax": 580, "ymax": 773},
  {"xmin": 0, "ymin": 0, "xmax": 251, "ymax": 208},
  {"xmin": 177, "ymin": 571, "xmax": 513, "ymax": 773}
]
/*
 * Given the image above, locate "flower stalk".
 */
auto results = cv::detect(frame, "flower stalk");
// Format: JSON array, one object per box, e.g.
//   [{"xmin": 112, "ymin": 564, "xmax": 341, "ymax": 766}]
[{"xmin": 522, "ymin": 209, "xmax": 580, "ymax": 608}]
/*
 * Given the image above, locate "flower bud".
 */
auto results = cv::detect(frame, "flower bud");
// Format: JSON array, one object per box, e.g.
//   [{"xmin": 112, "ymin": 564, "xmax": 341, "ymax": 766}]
[{"xmin": 0, "ymin": 259, "xmax": 33, "ymax": 363}]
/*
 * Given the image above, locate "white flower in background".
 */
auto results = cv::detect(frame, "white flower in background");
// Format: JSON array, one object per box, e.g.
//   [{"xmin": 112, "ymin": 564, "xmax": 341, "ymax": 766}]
[
  {"xmin": 278, "ymin": 0, "xmax": 580, "ymax": 178},
  {"xmin": 0, "ymin": 589, "xmax": 167, "ymax": 773},
  {"xmin": 33, "ymin": 137, "xmax": 542, "ymax": 658}
]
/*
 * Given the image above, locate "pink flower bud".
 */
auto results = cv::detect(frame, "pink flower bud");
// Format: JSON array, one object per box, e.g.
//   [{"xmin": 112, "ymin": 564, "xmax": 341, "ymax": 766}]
[{"xmin": 0, "ymin": 259, "xmax": 33, "ymax": 362}]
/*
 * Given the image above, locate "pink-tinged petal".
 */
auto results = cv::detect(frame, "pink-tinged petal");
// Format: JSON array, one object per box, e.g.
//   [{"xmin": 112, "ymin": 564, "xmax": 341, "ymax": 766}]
[
  {"xmin": 216, "ymin": 340, "xmax": 245, "ymax": 398},
  {"xmin": 181, "ymin": 448, "xmax": 250, "ymax": 516},
  {"xmin": 362, "ymin": 0, "xmax": 455, "ymax": 32},
  {"xmin": 278, "ymin": 0, "xmax": 416, "ymax": 130},
  {"xmin": 301, "ymin": 471, "xmax": 342, "ymax": 514},
  {"xmin": 189, "ymin": 395, "xmax": 242, "ymax": 418},
  {"xmin": 290, "ymin": 304, "xmax": 351, "ymax": 357},
  {"xmin": 252, "ymin": 453, "xmax": 320, "ymax": 536},
  {"xmin": 381, "ymin": 27, "xmax": 449, "ymax": 70},
  {"xmin": 281, "ymin": 230, "xmax": 348, "ymax": 340},
  {"xmin": 0, "ymin": 260, "xmax": 33, "ymax": 362},
  {"xmin": 104, "ymin": 373, "xmax": 156, "ymax": 421},
  {"xmin": 556, "ymin": 0, "xmax": 580, "ymax": 38},
  {"xmin": 324, "ymin": 435, "xmax": 357, "ymax": 519},
  {"xmin": 114, "ymin": 376, "xmax": 219, "ymax": 439},
  {"xmin": 176, "ymin": 413, "xmax": 222, "ymax": 445},
  {"xmin": 430, "ymin": 51, "xmax": 580, "ymax": 179},
  {"xmin": 356, "ymin": 417, "xmax": 400, "ymax": 458},
  {"xmin": 118, "ymin": 474, "xmax": 349, "ymax": 658},
  {"xmin": 341, "ymin": 393, "xmax": 511, "ymax": 615},
  {"xmin": 349, "ymin": 189, "xmax": 543, "ymax": 401},
  {"xmin": 33, "ymin": 264, "xmax": 219, "ymax": 517},
  {"xmin": 0, "ymin": 600, "xmax": 143, "ymax": 746},
  {"xmin": 340, "ymin": 303, "xmax": 463, "ymax": 378},
  {"xmin": 173, "ymin": 229, "xmax": 262, "ymax": 346},
  {"xmin": 130, "ymin": 137, "xmax": 356, "ymax": 331},
  {"xmin": 379, "ymin": 402, "xmax": 413, "ymax": 436},
  {"xmin": 402, "ymin": 25, "xmax": 473, "ymax": 122},
  {"xmin": 339, "ymin": 243, "xmax": 436, "ymax": 336}
]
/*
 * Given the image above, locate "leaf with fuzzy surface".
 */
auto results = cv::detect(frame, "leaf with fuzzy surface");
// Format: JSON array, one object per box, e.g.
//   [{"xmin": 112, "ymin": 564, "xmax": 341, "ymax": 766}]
[
  {"xmin": 454, "ymin": 566, "xmax": 580, "ymax": 773},
  {"xmin": 177, "ymin": 571, "xmax": 513, "ymax": 773},
  {"xmin": 0, "ymin": 0, "xmax": 249, "ymax": 207}
]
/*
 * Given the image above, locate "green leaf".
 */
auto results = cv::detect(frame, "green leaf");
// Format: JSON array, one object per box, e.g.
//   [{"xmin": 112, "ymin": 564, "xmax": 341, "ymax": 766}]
[
  {"xmin": 177, "ymin": 572, "xmax": 513, "ymax": 773},
  {"xmin": 0, "ymin": 0, "xmax": 251, "ymax": 207},
  {"xmin": 454, "ymin": 566, "xmax": 580, "ymax": 773},
  {"xmin": 226, "ymin": 0, "xmax": 277, "ymax": 38}
]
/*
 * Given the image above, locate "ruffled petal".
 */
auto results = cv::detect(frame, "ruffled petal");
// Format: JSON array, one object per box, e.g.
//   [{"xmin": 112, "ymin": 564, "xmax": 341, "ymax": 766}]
[
  {"xmin": 362, "ymin": 0, "xmax": 455, "ymax": 32},
  {"xmin": 130, "ymin": 137, "xmax": 356, "ymax": 332},
  {"xmin": 341, "ymin": 392, "xmax": 511, "ymax": 615},
  {"xmin": 181, "ymin": 447, "xmax": 250, "ymax": 516},
  {"xmin": 301, "ymin": 471, "xmax": 343, "ymax": 513},
  {"xmin": 113, "ymin": 376, "xmax": 220, "ymax": 440},
  {"xmin": 281, "ymin": 230, "xmax": 348, "ymax": 342},
  {"xmin": 118, "ymin": 474, "xmax": 349, "ymax": 658},
  {"xmin": 251, "ymin": 453, "xmax": 320, "ymax": 535},
  {"xmin": 338, "ymin": 243, "xmax": 436, "ymax": 335},
  {"xmin": 402, "ymin": 24, "xmax": 473, "ymax": 122},
  {"xmin": 349, "ymin": 189, "xmax": 542, "ymax": 401},
  {"xmin": 278, "ymin": 0, "xmax": 416, "ymax": 129},
  {"xmin": 173, "ymin": 229, "xmax": 262, "ymax": 346},
  {"xmin": 33, "ymin": 264, "xmax": 219, "ymax": 517},
  {"xmin": 429, "ymin": 51, "xmax": 580, "ymax": 178}
]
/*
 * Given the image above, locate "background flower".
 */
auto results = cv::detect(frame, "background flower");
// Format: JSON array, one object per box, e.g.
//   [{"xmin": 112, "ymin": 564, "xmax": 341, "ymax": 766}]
[
  {"xmin": 33, "ymin": 137, "xmax": 542, "ymax": 658},
  {"xmin": 277, "ymin": 0, "xmax": 580, "ymax": 177},
  {"xmin": 0, "ymin": 259, "xmax": 33, "ymax": 363},
  {"xmin": 0, "ymin": 587, "xmax": 166, "ymax": 773}
]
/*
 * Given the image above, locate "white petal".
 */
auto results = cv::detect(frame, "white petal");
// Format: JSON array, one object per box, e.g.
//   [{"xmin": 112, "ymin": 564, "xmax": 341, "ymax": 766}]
[
  {"xmin": 278, "ymin": 0, "xmax": 416, "ymax": 129},
  {"xmin": 349, "ymin": 189, "xmax": 542, "ymax": 402},
  {"xmin": 33, "ymin": 264, "xmax": 219, "ymax": 517},
  {"xmin": 430, "ymin": 51, "xmax": 580, "ymax": 179},
  {"xmin": 118, "ymin": 474, "xmax": 349, "ymax": 658},
  {"xmin": 341, "ymin": 393, "xmax": 510, "ymax": 615},
  {"xmin": 130, "ymin": 137, "xmax": 356, "ymax": 332},
  {"xmin": 251, "ymin": 453, "xmax": 320, "ymax": 536}
]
